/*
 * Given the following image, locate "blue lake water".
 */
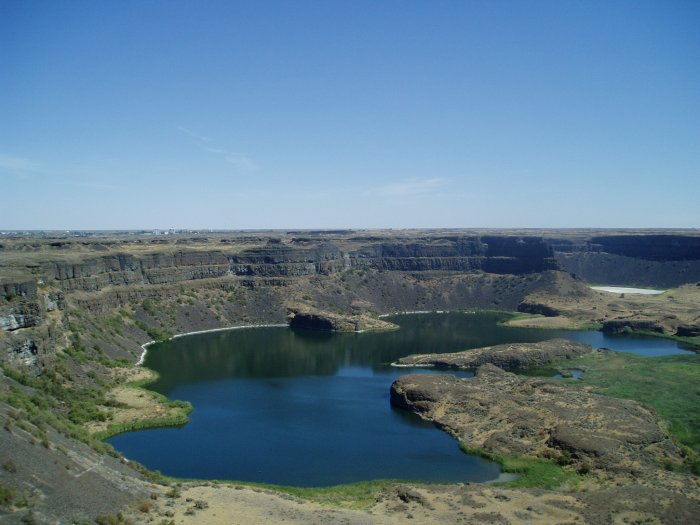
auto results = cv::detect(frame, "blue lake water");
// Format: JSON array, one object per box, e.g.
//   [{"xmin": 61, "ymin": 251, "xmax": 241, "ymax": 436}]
[{"xmin": 108, "ymin": 312, "xmax": 693, "ymax": 486}]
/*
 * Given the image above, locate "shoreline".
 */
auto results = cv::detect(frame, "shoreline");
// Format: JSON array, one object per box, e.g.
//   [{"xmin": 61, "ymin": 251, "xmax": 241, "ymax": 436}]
[
  {"xmin": 136, "ymin": 323, "xmax": 288, "ymax": 365},
  {"xmin": 122, "ymin": 310, "xmax": 695, "ymax": 493},
  {"xmin": 590, "ymin": 285, "xmax": 665, "ymax": 295},
  {"xmin": 138, "ymin": 311, "xmax": 479, "ymax": 366},
  {"xmin": 379, "ymin": 309, "xmax": 469, "ymax": 318}
]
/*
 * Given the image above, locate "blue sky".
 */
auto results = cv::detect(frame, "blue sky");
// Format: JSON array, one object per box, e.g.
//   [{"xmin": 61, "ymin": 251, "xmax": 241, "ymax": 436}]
[{"xmin": 2, "ymin": 0, "xmax": 699, "ymax": 230}]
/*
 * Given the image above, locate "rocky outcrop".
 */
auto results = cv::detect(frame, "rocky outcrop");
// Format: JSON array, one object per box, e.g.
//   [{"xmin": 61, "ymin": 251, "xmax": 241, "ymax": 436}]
[
  {"xmin": 5, "ymin": 338, "xmax": 41, "ymax": 375},
  {"xmin": 676, "ymin": 324, "xmax": 700, "ymax": 337},
  {"xmin": 394, "ymin": 339, "xmax": 592, "ymax": 370},
  {"xmin": 288, "ymin": 311, "xmax": 339, "ymax": 331},
  {"xmin": 0, "ymin": 313, "xmax": 28, "ymax": 331},
  {"xmin": 287, "ymin": 310, "xmax": 397, "ymax": 332},
  {"xmin": 0, "ymin": 301, "xmax": 41, "ymax": 331},
  {"xmin": 390, "ymin": 363, "xmax": 682, "ymax": 477},
  {"xmin": 602, "ymin": 319, "xmax": 664, "ymax": 334},
  {"xmin": 2, "ymin": 279, "xmax": 37, "ymax": 299}
]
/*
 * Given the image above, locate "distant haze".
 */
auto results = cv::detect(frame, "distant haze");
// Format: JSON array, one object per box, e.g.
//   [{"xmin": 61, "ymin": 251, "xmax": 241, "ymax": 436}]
[{"xmin": 1, "ymin": 1, "xmax": 699, "ymax": 229}]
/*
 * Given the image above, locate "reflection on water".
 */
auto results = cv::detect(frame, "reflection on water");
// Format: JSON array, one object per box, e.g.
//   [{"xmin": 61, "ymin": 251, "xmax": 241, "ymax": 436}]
[{"xmin": 109, "ymin": 312, "xmax": 692, "ymax": 486}]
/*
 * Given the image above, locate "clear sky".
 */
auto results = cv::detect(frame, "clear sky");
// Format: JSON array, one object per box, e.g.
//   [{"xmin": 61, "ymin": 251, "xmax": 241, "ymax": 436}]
[{"xmin": 1, "ymin": 0, "xmax": 699, "ymax": 230}]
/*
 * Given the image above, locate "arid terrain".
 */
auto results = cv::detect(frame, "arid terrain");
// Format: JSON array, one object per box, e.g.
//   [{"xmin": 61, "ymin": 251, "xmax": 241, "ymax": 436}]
[{"xmin": 1, "ymin": 229, "xmax": 699, "ymax": 524}]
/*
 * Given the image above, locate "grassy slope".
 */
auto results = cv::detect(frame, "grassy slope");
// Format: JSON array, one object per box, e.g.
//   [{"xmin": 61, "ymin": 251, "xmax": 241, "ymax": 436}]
[
  {"xmin": 560, "ymin": 350, "xmax": 700, "ymax": 471},
  {"xmin": 459, "ymin": 444, "xmax": 580, "ymax": 489},
  {"xmin": 91, "ymin": 372, "xmax": 193, "ymax": 441}
]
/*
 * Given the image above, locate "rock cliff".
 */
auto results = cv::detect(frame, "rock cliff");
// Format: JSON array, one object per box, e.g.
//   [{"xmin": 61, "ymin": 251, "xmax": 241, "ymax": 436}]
[
  {"xmin": 6, "ymin": 234, "xmax": 558, "ymax": 294},
  {"xmin": 553, "ymin": 233, "xmax": 700, "ymax": 287},
  {"xmin": 287, "ymin": 310, "xmax": 397, "ymax": 332}
]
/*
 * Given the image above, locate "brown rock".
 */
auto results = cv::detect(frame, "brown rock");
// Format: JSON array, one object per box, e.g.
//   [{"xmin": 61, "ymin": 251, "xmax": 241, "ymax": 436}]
[
  {"xmin": 390, "ymin": 367, "xmax": 681, "ymax": 478},
  {"xmin": 395, "ymin": 339, "xmax": 592, "ymax": 370}
]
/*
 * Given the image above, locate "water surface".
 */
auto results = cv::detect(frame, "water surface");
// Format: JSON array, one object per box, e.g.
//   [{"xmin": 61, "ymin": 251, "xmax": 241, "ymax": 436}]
[{"xmin": 109, "ymin": 312, "xmax": 692, "ymax": 485}]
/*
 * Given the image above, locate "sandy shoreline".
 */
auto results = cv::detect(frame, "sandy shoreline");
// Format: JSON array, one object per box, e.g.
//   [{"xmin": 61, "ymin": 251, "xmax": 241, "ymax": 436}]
[
  {"xmin": 379, "ymin": 309, "xmax": 460, "ymax": 318},
  {"xmin": 590, "ymin": 285, "xmax": 665, "ymax": 295}
]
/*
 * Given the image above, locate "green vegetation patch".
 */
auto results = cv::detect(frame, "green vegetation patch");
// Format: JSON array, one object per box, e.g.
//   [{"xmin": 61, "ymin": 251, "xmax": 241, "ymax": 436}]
[
  {"xmin": 92, "ymin": 398, "xmax": 192, "ymax": 441},
  {"xmin": 0, "ymin": 481, "xmax": 31, "ymax": 510},
  {"xmin": 134, "ymin": 319, "xmax": 172, "ymax": 342},
  {"xmin": 141, "ymin": 299, "xmax": 158, "ymax": 316},
  {"xmin": 92, "ymin": 369, "xmax": 192, "ymax": 440},
  {"xmin": 0, "ymin": 377, "xmax": 115, "ymax": 457},
  {"xmin": 2, "ymin": 367, "xmax": 109, "ymax": 425},
  {"xmin": 458, "ymin": 444, "xmax": 579, "ymax": 489},
  {"xmin": 558, "ymin": 350, "xmax": 700, "ymax": 472}
]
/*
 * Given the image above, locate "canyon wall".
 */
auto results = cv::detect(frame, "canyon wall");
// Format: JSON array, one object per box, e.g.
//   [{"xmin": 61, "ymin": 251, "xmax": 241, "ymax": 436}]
[
  {"xmin": 2, "ymin": 230, "xmax": 699, "ymax": 377},
  {"xmin": 553, "ymin": 234, "xmax": 700, "ymax": 287},
  {"xmin": 30, "ymin": 235, "xmax": 557, "ymax": 294}
]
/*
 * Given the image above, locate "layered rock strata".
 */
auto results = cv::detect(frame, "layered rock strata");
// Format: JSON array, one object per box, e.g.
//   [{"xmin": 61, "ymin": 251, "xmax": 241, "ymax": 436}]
[
  {"xmin": 14, "ymin": 235, "xmax": 558, "ymax": 294},
  {"xmin": 553, "ymin": 234, "xmax": 700, "ymax": 287}
]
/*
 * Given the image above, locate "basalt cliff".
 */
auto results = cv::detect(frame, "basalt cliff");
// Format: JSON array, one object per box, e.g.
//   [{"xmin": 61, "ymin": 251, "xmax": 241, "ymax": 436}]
[{"xmin": 0, "ymin": 232, "xmax": 569, "ymax": 377}]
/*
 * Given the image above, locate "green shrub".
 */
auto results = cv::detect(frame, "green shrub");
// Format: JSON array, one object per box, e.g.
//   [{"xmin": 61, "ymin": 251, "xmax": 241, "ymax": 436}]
[
  {"xmin": 141, "ymin": 299, "xmax": 157, "ymax": 316},
  {"xmin": 2, "ymin": 459, "xmax": 17, "ymax": 473},
  {"xmin": 0, "ymin": 481, "xmax": 29, "ymax": 509},
  {"xmin": 106, "ymin": 315, "xmax": 124, "ymax": 335},
  {"xmin": 458, "ymin": 443, "xmax": 579, "ymax": 490},
  {"xmin": 134, "ymin": 320, "xmax": 171, "ymax": 342}
]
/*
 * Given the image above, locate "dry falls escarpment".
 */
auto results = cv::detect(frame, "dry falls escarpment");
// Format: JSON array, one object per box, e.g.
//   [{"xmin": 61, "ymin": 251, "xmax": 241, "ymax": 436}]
[{"xmin": 1, "ymin": 229, "xmax": 700, "ymax": 524}]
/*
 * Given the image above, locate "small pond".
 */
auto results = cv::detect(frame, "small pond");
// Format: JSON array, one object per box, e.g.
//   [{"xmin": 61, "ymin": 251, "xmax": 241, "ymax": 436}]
[{"xmin": 108, "ymin": 312, "xmax": 693, "ymax": 486}]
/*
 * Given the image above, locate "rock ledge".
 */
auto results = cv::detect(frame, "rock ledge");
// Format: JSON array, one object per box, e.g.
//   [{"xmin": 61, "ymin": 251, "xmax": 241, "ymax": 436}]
[
  {"xmin": 395, "ymin": 339, "xmax": 592, "ymax": 370},
  {"xmin": 287, "ymin": 309, "xmax": 397, "ymax": 332}
]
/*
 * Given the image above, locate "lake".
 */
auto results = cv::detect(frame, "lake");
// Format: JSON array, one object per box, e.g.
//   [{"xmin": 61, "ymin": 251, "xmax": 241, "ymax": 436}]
[{"xmin": 108, "ymin": 312, "xmax": 692, "ymax": 486}]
